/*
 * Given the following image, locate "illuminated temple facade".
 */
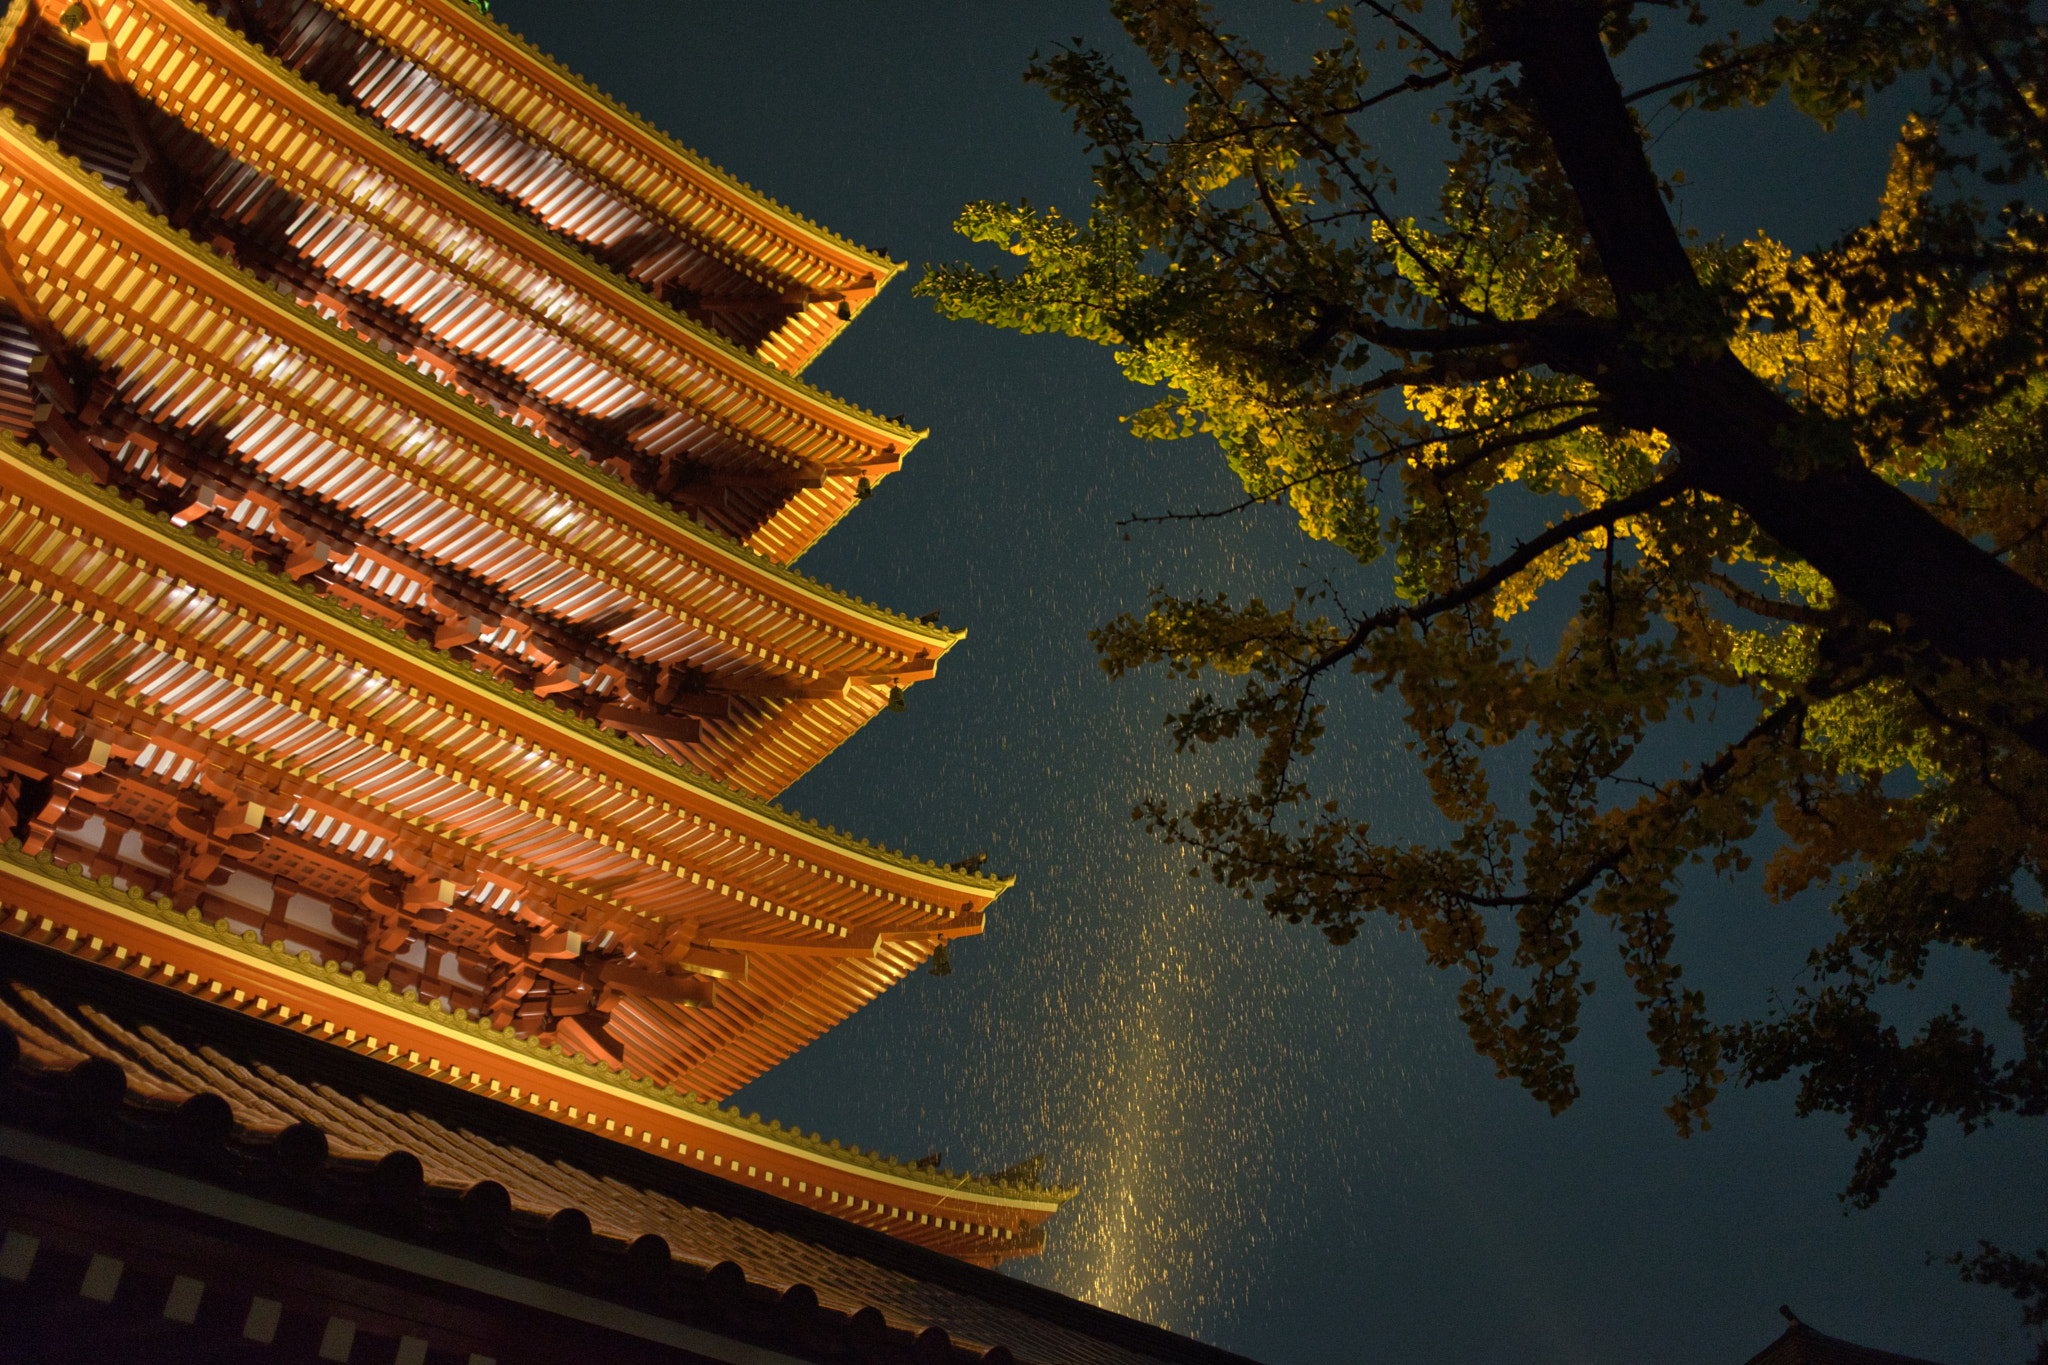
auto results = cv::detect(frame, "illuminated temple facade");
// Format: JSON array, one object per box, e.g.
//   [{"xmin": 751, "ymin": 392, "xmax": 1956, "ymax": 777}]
[{"xmin": 0, "ymin": 8, "xmax": 1139, "ymax": 1354}]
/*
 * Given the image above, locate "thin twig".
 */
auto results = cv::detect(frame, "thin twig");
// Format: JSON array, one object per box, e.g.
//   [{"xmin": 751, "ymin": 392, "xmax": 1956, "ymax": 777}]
[
  {"xmin": 1116, "ymin": 407, "xmax": 1602, "ymax": 528},
  {"xmin": 1302, "ymin": 469, "xmax": 1695, "ymax": 686}
]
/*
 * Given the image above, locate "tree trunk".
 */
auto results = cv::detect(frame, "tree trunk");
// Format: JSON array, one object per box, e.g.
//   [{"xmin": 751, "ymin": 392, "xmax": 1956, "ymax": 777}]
[
  {"xmin": 1636, "ymin": 354, "xmax": 2048, "ymax": 670},
  {"xmin": 1489, "ymin": 0, "xmax": 2048, "ymax": 674}
]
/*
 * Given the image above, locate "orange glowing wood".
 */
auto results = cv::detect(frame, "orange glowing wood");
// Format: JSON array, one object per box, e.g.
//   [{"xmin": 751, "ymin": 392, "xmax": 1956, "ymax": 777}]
[
  {"xmin": 326, "ymin": 0, "xmax": 892, "ymax": 373},
  {"xmin": 0, "ymin": 445, "xmax": 996, "ymax": 934},
  {"xmin": 49, "ymin": 0, "xmax": 913, "ymax": 561},
  {"xmin": 0, "ymin": 0, "xmax": 1056, "ymax": 1259}
]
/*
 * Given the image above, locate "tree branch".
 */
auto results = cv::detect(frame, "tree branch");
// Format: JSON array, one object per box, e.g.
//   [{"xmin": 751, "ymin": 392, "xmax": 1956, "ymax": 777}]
[
  {"xmin": 1705, "ymin": 571, "xmax": 1841, "ymax": 627},
  {"xmin": 1462, "ymin": 694, "xmax": 1807, "ymax": 910},
  {"xmin": 1303, "ymin": 469, "xmax": 1694, "ymax": 684},
  {"xmin": 1621, "ymin": 53, "xmax": 1769, "ymax": 104},
  {"xmin": 1118, "ymin": 407, "xmax": 1603, "ymax": 529},
  {"xmin": 1488, "ymin": 0, "xmax": 2048, "ymax": 700}
]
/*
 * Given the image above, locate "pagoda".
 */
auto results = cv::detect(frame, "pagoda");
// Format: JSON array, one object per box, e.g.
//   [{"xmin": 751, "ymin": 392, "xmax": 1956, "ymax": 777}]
[{"xmin": 0, "ymin": 0, "xmax": 1072, "ymax": 1268}]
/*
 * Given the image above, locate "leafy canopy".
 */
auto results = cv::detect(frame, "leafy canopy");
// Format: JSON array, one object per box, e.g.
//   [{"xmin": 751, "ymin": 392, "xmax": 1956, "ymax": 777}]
[{"xmin": 920, "ymin": 0, "xmax": 2048, "ymax": 1336}]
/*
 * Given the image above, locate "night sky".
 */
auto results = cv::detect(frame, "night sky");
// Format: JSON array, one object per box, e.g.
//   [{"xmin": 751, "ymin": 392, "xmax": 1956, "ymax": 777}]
[{"xmin": 488, "ymin": 5, "xmax": 2041, "ymax": 1363}]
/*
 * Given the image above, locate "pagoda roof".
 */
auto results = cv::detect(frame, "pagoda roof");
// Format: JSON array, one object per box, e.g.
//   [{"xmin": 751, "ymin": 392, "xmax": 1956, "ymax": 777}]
[
  {"xmin": 0, "ymin": 0, "xmax": 1056, "ymax": 1242},
  {"xmin": 32, "ymin": 0, "xmax": 919, "ymax": 559},
  {"xmin": 0, "ymin": 89, "xmax": 936, "ymax": 633},
  {"xmin": 0, "ymin": 438, "xmax": 1004, "ymax": 1095},
  {"xmin": 0, "ymin": 863, "xmax": 1069, "ymax": 1249},
  {"xmin": 1740, "ymin": 1317, "xmax": 1952, "ymax": 1365},
  {"xmin": 0, "ymin": 109, "xmax": 953, "ymax": 793},
  {"xmin": 0, "ymin": 936, "xmax": 1224, "ymax": 1357}
]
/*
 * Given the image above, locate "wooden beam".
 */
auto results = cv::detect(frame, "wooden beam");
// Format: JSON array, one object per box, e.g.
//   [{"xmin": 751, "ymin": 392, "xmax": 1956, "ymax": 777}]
[{"xmin": 595, "ymin": 706, "xmax": 702, "ymax": 744}]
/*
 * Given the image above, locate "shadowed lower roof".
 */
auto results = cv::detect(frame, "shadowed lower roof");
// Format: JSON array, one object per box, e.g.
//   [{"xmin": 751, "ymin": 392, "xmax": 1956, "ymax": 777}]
[
  {"xmin": 1742, "ymin": 1316, "xmax": 1952, "ymax": 1365},
  {"xmin": 0, "ymin": 934, "xmax": 1258, "ymax": 1365}
]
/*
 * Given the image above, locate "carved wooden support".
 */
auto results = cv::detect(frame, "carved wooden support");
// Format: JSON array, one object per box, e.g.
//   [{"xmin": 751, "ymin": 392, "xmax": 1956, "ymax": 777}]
[
  {"xmin": 274, "ymin": 511, "xmax": 350, "ymax": 580},
  {"xmin": 596, "ymin": 961, "xmax": 716, "ymax": 1009},
  {"xmin": 553, "ymin": 1013, "xmax": 625, "ymax": 1067},
  {"xmin": 595, "ymin": 705, "xmax": 701, "ymax": 743},
  {"xmin": 0, "ymin": 682, "xmax": 820, "ymax": 1069}
]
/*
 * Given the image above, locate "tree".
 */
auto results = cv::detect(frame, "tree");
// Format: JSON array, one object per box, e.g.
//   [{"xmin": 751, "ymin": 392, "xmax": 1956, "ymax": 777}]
[{"xmin": 917, "ymin": 0, "xmax": 2047, "ymax": 1342}]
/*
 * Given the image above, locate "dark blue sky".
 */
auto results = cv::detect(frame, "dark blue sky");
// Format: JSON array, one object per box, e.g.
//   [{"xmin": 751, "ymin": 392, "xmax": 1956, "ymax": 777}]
[{"xmin": 490, "ymin": 5, "xmax": 2041, "ymax": 1363}]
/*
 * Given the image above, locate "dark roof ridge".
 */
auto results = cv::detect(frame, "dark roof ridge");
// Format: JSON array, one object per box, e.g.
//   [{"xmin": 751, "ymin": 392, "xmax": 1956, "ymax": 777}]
[{"xmin": 1740, "ymin": 1316, "xmax": 1954, "ymax": 1365}]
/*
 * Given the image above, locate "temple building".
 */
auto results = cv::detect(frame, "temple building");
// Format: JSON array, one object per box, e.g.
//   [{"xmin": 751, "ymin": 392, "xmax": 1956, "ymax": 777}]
[{"xmin": 0, "ymin": 3, "xmax": 1133, "ymax": 1348}]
